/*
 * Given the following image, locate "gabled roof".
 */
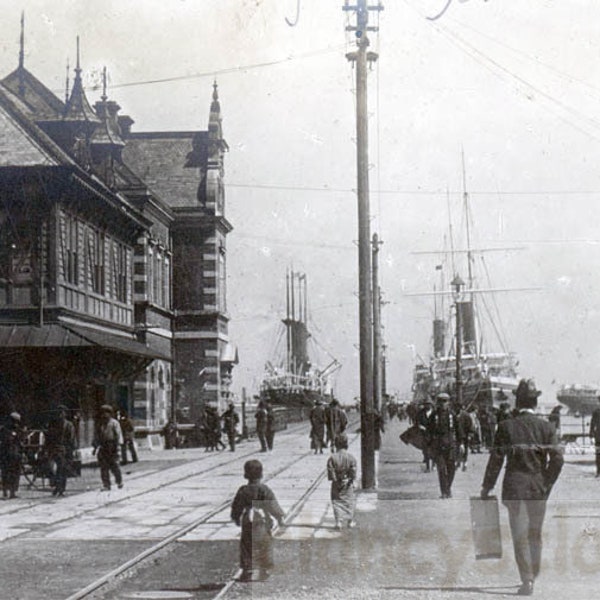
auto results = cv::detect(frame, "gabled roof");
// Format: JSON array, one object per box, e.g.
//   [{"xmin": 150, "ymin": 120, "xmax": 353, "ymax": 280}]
[
  {"xmin": 122, "ymin": 131, "xmax": 206, "ymax": 208},
  {"xmin": 0, "ymin": 83, "xmax": 71, "ymax": 167},
  {"xmin": 1, "ymin": 67, "xmax": 64, "ymax": 121}
]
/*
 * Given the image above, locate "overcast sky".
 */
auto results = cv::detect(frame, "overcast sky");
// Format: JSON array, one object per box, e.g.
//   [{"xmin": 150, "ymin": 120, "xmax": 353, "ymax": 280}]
[{"xmin": 3, "ymin": 1, "xmax": 600, "ymax": 406}]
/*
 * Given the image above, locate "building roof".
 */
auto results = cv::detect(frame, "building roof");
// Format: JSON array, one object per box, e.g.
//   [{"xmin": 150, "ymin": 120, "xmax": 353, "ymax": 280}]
[
  {"xmin": 0, "ymin": 83, "xmax": 71, "ymax": 167},
  {"xmin": 1, "ymin": 66, "xmax": 65, "ymax": 122},
  {"xmin": 122, "ymin": 131, "xmax": 206, "ymax": 208}
]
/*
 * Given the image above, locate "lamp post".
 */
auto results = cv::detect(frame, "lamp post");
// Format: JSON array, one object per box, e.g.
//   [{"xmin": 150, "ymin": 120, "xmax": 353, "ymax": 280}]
[{"xmin": 452, "ymin": 275, "xmax": 465, "ymax": 407}]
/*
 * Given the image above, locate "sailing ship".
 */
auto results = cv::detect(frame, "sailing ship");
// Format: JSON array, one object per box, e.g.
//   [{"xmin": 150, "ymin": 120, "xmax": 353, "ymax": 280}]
[
  {"xmin": 556, "ymin": 384, "xmax": 600, "ymax": 415},
  {"xmin": 411, "ymin": 164, "xmax": 521, "ymax": 410},
  {"xmin": 259, "ymin": 270, "xmax": 340, "ymax": 408}
]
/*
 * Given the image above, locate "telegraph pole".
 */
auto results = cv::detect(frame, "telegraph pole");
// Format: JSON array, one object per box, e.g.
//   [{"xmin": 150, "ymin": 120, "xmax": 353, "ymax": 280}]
[
  {"xmin": 372, "ymin": 233, "xmax": 382, "ymax": 415},
  {"xmin": 344, "ymin": 0, "xmax": 383, "ymax": 489}
]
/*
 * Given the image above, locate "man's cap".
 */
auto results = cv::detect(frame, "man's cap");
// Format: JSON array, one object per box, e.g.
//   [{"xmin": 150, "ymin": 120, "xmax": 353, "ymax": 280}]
[
  {"xmin": 100, "ymin": 404, "xmax": 113, "ymax": 414},
  {"xmin": 436, "ymin": 393, "xmax": 450, "ymax": 403},
  {"xmin": 9, "ymin": 412, "xmax": 21, "ymax": 421},
  {"xmin": 56, "ymin": 404, "xmax": 68, "ymax": 412}
]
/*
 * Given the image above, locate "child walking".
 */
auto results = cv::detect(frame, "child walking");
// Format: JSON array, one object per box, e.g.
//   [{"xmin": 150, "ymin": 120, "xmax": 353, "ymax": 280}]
[{"xmin": 231, "ymin": 459, "xmax": 285, "ymax": 582}]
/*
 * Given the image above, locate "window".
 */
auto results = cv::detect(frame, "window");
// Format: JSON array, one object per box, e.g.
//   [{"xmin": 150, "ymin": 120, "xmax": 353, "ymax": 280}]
[
  {"xmin": 88, "ymin": 228, "xmax": 105, "ymax": 295},
  {"xmin": 113, "ymin": 242, "xmax": 128, "ymax": 303},
  {"xmin": 65, "ymin": 215, "xmax": 79, "ymax": 285}
]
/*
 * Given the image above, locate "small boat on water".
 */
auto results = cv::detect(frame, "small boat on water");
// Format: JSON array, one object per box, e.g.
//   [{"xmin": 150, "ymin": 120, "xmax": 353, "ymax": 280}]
[
  {"xmin": 556, "ymin": 384, "xmax": 600, "ymax": 416},
  {"xmin": 259, "ymin": 270, "xmax": 340, "ymax": 410}
]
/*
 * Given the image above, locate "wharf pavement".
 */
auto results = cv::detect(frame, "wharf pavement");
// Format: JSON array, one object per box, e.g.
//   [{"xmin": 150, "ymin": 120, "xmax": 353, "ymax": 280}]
[{"xmin": 0, "ymin": 417, "xmax": 599, "ymax": 600}]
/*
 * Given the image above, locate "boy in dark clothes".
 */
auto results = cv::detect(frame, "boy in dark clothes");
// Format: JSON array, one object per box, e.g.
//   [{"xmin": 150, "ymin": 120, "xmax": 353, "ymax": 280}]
[{"xmin": 231, "ymin": 459, "xmax": 285, "ymax": 582}]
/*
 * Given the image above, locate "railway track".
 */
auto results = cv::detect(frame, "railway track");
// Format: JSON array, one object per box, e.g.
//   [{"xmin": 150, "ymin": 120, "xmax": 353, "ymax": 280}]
[{"xmin": 60, "ymin": 423, "xmax": 355, "ymax": 600}]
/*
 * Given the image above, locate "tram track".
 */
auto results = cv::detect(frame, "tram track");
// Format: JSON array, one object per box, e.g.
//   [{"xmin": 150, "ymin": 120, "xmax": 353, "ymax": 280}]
[{"xmin": 64, "ymin": 422, "xmax": 350, "ymax": 600}]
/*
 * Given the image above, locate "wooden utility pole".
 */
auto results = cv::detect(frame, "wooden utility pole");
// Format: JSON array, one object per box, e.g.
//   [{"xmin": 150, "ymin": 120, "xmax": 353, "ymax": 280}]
[
  {"xmin": 372, "ymin": 233, "xmax": 382, "ymax": 414},
  {"xmin": 344, "ymin": 0, "xmax": 383, "ymax": 489}
]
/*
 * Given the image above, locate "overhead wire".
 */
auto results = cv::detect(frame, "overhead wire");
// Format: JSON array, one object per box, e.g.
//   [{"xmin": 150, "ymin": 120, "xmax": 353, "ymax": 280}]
[
  {"xmin": 400, "ymin": 0, "xmax": 600, "ymax": 145},
  {"xmin": 73, "ymin": 43, "xmax": 348, "ymax": 93}
]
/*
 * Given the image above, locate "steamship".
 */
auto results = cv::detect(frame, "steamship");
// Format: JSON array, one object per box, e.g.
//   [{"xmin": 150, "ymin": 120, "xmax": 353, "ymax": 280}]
[{"xmin": 259, "ymin": 270, "xmax": 339, "ymax": 408}]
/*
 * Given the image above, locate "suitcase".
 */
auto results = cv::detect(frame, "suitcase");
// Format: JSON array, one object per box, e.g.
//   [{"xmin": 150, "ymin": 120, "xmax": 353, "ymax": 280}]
[{"xmin": 470, "ymin": 496, "xmax": 502, "ymax": 560}]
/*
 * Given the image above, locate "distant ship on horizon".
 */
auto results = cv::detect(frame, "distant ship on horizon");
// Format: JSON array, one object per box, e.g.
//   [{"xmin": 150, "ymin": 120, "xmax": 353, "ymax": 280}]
[{"xmin": 556, "ymin": 383, "xmax": 600, "ymax": 416}]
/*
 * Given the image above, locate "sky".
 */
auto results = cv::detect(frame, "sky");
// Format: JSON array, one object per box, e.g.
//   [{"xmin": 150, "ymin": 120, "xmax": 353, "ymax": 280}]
[{"xmin": 2, "ymin": 1, "xmax": 600, "ymax": 407}]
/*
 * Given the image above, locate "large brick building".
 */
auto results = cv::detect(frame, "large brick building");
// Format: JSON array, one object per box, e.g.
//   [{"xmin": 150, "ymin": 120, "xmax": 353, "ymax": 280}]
[{"xmin": 0, "ymin": 33, "xmax": 236, "ymax": 445}]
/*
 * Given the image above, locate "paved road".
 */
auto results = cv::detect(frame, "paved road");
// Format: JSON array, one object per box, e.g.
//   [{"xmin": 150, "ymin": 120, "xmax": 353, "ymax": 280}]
[{"xmin": 2, "ymin": 416, "xmax": 599, "ymax": 599}]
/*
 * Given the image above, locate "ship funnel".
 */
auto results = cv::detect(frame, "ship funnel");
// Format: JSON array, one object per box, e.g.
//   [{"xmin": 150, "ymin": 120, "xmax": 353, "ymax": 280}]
[
  {"xmin": 458, "ymin": 300, "xmax": 476, "ymax": 354},
  {"xmin": 433, "ymin": 318, "xmax": 445, "ymax": 357}
]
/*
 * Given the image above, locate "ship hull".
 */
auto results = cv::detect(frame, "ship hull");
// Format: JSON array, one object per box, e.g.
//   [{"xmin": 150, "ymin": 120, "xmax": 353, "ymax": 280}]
[
  {"xmin": 260, "ymin": 387, "xmax": 329, "ymax": 408},
  {"xmin": 557, "ymin": 388, "xmax": 599, "ymax": 416},
  {"xmin": 412, "ymin": 354, "xmax": 519, "ymax": 409}
]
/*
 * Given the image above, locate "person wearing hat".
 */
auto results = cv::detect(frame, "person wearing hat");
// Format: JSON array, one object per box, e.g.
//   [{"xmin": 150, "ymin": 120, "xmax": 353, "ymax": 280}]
[
  {"xmin": 548, "ymin": 405, "xmax": 562, "ymax": 437},
  {"xmin": 416, "ymin": 398, "xmax": 435, "ymax": 472},
  {"xmin": 0, "ymin": 412, "xmax": 22, "ymax": 499},
  {"xmin": 327, "ymin": 432, "xmax": 357, "ymax": 530},
  {"xmin": 325, "ymin": 398, "xmax": 348, "ymax": 452},
  {"xmin": 309, "ymin": 398, "xmax": 326, "ymax": 454},
  {"xmin": 427, "ymin": 393, "xmax": 465, "ymax": 498},
  {"xmin": 481, "ymin": 378, "xmax": 563, "ymax": 596},
  {"xmin": 44, "ymin": 405, "xmax": 76, "ymax": 497},
  {"xmin": 221, "ymin": 402, "xmax": 240, "ymax": 452},
  {"xmin": 93, "ymin": 405, "xmax": 124, "ymax": 491},
  {"xmin": 589, "ymin": 396, "xmax": 600, "ymax": 477}
]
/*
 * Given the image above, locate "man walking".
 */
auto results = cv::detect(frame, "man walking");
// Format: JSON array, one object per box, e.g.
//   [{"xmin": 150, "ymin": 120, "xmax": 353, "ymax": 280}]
[
  {"xmin": 326, "ymin": 399, "xmax": 348, "ymax": 452},
  {"xmin": 481, "ymin": 379, "xmax": 563, "ymax": 596},
  {"xmin": 45, "ymin": 405, "xmax": 76, "ymax": 497},
  {"xmin": 221, "ymin": 402, "xmax": 240, "ymax": 452},
  {"xmin": 428, "ymin": 393, "xmax": 464, "ymax": 499},
  {"xmin": 309, "ymin": 399, "xmax": 326, "ymax": 454},
  {"xmin": 589, "ymin": 397, "xmax": 600, "ymax": 477},
  {"xmin": 93, "ymin": 405, "xmax": 124, "ymax": 491},
  {"xmin": 118, "ymin": 410, "xmax": 138, "ymax": 465},
  {"xmin": 255, "ymin": 401, "xmax": 268, "ymax": 452},
  {"xmin": 417, "ymin": 399, "xmax": 435, "ymax": 472}
]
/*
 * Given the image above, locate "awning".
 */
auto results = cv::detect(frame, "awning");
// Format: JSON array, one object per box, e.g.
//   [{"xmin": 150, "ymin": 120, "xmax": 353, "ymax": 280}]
[{"xmin": 0, "ymin": 323, "xmax": 170, "ymax": 361}]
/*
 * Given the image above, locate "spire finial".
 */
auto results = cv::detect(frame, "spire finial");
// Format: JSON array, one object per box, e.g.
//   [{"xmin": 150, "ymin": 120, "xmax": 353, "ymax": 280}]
[
  {"xmin": 101, "ymin": 66, "xmax": 107, "ymax": 102},
  {"xmin": 212, "ymin": 80, "xmax": 218, "ymax": 101},
  {"xmin": 75, "ymin": 36, "xmax": 81, "ymax": 75},
  {"xmin": 17, "ymin": 11, "xmax": 25, "ymax": 97},
  {"xmin": 65, "ymin": 58, "xmax": 70, "ymax": 103},
  {"xmin": 19, "ymin": 11, "xmax": 25, "ymax": 69}
]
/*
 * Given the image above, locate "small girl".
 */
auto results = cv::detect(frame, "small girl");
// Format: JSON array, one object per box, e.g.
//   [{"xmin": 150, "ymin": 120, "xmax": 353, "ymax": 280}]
[{"xmin": 231, "ymin": 459, "xmax": 285, "ymax": 582}]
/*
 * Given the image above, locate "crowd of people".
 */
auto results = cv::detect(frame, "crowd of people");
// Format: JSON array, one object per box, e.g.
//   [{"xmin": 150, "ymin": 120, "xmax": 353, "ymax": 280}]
[
  {"xmin": 0, "ymin": 404, "xmax": 140, "ymax": 498},
  {"xmin": 397, "ymin": 379, "xmax": 565, "ymax": 596}
]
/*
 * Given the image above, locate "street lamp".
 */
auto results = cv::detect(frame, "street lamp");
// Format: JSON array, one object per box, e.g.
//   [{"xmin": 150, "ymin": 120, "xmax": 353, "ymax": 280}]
[{"xmin": 451, "ymin": 275, "xmax": 465, "ymax": 407}]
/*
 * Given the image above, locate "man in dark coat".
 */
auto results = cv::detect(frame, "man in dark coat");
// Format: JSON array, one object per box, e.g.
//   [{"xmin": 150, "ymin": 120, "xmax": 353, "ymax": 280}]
[
  {"xmin": 481, "ymin": 379, "xmax": 563, "ymax": 597},
  {"xmin": 326, "ymin": 399, "xmax": 348, "ymax": 452},
  {"xmin": 309, "ymin": 399, "xmax": 326, "ymax": 454},
  {"xmin": 0, "ymin": 412, "xmax": 22, "ymax": 499},
  {"xmin": 221, "ymin": 402, "xmax": 240, "ymax": 452},
  {"xmin": 427, "ymin": 393, "xmax": 464, "ymax": 498},
  {"xmin": 589, "ymin": 397, "xmax": 600, "ymax": 477},
  {"xmin": 45, "ymin": 405, "xmax": 76, "ymax": 497},
  {"xmin": 265, "ymin": 403, "xmax": 276, "ymax": 451},
  {"xmin": 255, "ymin": 401, "xmax": 268, "ymax": 452},
  {"xmin": 416, "ymin": 399, "xmax": 435, "ymax": 472}
]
